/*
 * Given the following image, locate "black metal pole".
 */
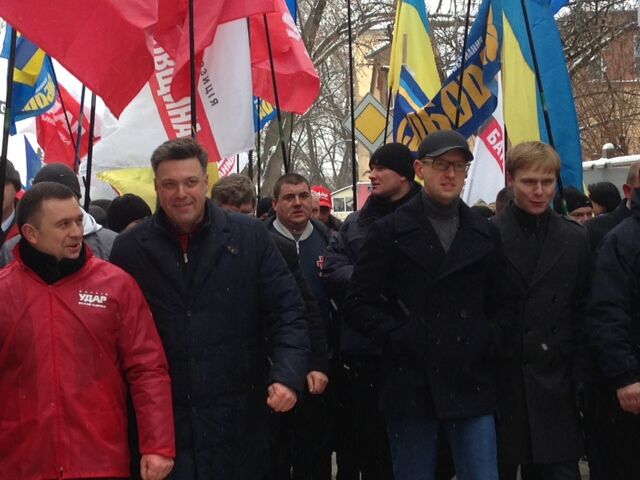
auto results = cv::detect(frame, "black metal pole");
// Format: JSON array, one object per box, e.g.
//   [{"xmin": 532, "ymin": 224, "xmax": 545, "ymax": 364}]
[
  {"xmin": 347, "ymin": 0, "xmax": 358, "ymax": 211},
  {"xmin": 48, "ymin": 57, "xmax": 77, "ymax": 159},
  {"xmin": 383, "ymin": 85, "xmax": 392, "ymax": 144},
  {"xmin": 73, "ymin": 85, "xmax": 86, "ymax": 172},
  {"xmin": 454, "ymin": 0, "xmax": 473, "ymax": 129},
  {"xmin": 83, "ymin": 92, "xmax": 96, "ymax": 211},
  {"xmin": 520, "ymin": 0, "xmax": 565, "ymax": 212},
  {"xmin": 248, "ymin": 149, "xmax": 254, "ymax": 180},
  {"xmin": 189, "ymin": 0, "xmax": 197, "ymax": 138},
  {"xmin": 263, "ymin": 14, "xmax": 289, "ymax": 173},
  {"xmin": 0, "ymin": 27, "xmax": 17, "ymax": 222}
]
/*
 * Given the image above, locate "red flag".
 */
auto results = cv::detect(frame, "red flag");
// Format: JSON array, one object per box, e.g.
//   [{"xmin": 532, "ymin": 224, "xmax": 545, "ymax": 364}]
[
  {"xmin": 0, "ymin": 1, "xmax": 157, "ymax": 117},
  {"xmin": 36, "ymin": 85, "xmax": 99, "ymax": 170},
  {"xmin": 250, "ymin": 0, "xmax": 320, "ymax": 114},
  {"xmin": 156, "ymin": 0, "xmax": 275, "ymax": 100}
]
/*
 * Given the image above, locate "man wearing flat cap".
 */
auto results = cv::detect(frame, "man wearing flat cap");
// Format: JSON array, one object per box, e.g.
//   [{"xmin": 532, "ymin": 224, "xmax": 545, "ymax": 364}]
[
  {"xmin": 1, "ymin": 160, "xmax": 21, "ymax": 246},
  {"xmin": 343, "ymin": 130, "xmax": 511, "ymax": 480}
]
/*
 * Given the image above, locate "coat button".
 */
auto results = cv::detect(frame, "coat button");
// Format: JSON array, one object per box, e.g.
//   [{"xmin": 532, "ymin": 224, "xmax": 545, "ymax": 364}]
[
  {"xmin": 460, "ymin": 309, "xmax": 468, "ymax": 319},
  {"xmin": 186, "ymin": 310, "xmax": 192, "ymax": 317}
]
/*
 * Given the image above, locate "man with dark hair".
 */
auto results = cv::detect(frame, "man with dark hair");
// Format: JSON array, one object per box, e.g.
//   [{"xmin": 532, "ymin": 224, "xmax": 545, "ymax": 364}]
[
  {"xmin": 344, "ymin": 130, "xmax": 509, "ymax": 480},
  {"xmin": 323, "ymin": 142, "xmax": 421, "ymax": 479},
  {"xmin": 1, "ymin": 160, "xmax": 21, "ymax": 246},
  {"xmin": 107, "ymin": 193, "xmax": 152, "ymax": 233},
  {"xmin": 266, "ymin": 171, "xmax": 333, "ymax": 478},
  {"xmin": 585, "ymin": 161, "xmax": 640, "ymax": 251},
  {"xmin": 495, "ymin": 187, "xmax": 514, "ymax": 214},
  {"xmin": 588, "ymin": 181, "xmax": 621, "ymax": 216},
  {"xmin": 211, "ymin": 173, "xmax": 256, "ymax": 214},
  {"xmin": 110, "ymin": 137, "xmax": 310, "ymax": 479},
  {"xmin": 0, "ymin": 182, "xmax": 175, "ymax": 480},
  {"xmin": 586, "ymin": 186, "xmax": 640, "ymax": 480},
  {"xmin": 0, "ymin": 163, "xmax": 117, "ymax": 266},
  {"xmin": 493, "ymin": 141, "xmax": 590, "ymax": 480}
]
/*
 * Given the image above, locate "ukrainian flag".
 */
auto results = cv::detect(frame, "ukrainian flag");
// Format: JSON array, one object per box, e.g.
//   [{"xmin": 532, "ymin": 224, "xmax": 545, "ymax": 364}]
[
  {"xmin": 1, "ymin": 26, "xmax": 56, "ymax": 131},
  {"xmin": 388, "ymin": 0, "xmax": 441, "ymax": 146},
  {"xmin": 502, "ymin": 0, "xmax": 582, "ymax": 188}
]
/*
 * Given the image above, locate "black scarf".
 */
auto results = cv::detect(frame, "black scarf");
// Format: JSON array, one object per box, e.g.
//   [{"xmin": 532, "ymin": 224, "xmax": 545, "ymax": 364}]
[{"xmin": 19, "ymin": 237, "xmax": 86, "ymax": 285}]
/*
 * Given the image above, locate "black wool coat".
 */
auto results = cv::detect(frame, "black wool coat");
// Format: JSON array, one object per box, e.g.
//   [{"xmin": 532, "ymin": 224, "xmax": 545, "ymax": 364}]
[
  {"xmin": 343, "ymin": 193, "xmax": 511, "ymax": 420},
  {"xmin": 110, "ymin": 201, "xmax": 310, "ymax": 480},
  {"xmin": 586, "ymin": 189, "xmax": 640, "ymax": 391},
  {"xmin": 493, "ymin": 205, "xmax": 590, "ymax": 464}
]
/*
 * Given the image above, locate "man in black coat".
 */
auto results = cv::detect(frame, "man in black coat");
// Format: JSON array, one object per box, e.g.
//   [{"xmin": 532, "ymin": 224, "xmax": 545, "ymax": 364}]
[
  {"xmin": 110, "ymin": 138, "xmax": 310, "ymax": 480},
  {"xmin": 584, "ymin": 161, "xmax": 640, "ymax": 252},
  {"xmin": 493, "ymin": 141, "xmax": 590, "ymax": 480},
  {"xmin": 344, "ymin": 130, "xmax": 510, "ymax": 480},
  {"xmin": 323, "ymin": 142, "xmax": 421, "ymax": 479},
  {"xmin": 585, "ymin": 187, "xmax": 640, "ymax": 479}
]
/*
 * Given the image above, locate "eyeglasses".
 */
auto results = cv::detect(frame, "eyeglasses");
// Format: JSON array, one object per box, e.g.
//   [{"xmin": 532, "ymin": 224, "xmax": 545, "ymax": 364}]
[{"xmin": 421, "ymin": 158, "xmax": 470, "ymax": 172}]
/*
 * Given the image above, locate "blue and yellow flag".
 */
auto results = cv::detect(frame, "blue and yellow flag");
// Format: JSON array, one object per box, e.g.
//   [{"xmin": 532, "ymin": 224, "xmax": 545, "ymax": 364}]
[
  {"xmin": 1, "ymin": 26, "xmax": 56, "ymax": 132},
  {"xmin": 502, "ymin": 0, "xmax": 582, "ymax": 188},
  {"xmin": 389, "ymin": 0, "xmax": 441, "ymax": 147},
  {"xmin": 402, "ymin": 0, "xmax": 502, "ymax": 150}
]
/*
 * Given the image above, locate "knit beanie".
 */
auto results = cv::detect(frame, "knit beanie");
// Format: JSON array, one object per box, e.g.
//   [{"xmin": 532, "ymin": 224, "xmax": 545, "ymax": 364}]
[
  {"xmin": 107, "ymin": 193, "xmax": 152, "ymax": 233},
  {"xmin": 34, "ymin": 163, "xmax": 82, "ymax": 199},
  {"xmin": 369, "ymin": 143, "xmax": 415, "ymax": 181}
]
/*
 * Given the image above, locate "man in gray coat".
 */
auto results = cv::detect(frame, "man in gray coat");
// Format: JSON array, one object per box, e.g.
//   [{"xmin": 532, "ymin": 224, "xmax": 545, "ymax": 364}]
[{"xmin": 493, "ymin": 141, "xmax": 590, "ymax": 480}]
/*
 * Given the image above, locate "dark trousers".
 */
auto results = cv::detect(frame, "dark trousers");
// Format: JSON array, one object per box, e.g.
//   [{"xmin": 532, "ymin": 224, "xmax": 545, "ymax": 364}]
[
  {"xmin": 269, "ymin": 389, "xmax": 333, "ymax": 480},
  {"xmin": 582, "ymin": 384, "xmax": 640, "ymax": 480},
  {"xmin": 334, "ymin": 357, "xmax": 394, "ymax": 480},
  {"xmin": 499, "ymin": 461, "xmax": 580, "ymax": 480}
]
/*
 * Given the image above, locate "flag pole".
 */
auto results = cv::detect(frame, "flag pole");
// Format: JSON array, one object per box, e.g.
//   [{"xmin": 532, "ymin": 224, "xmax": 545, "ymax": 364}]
[
  {"xmin": 0, "ymin": 27, "xmax": 17, "ymax": 224},
  {"xmin": 73, "ymin": 85, "xmax": 86, "ymax": 172},
  {"xmin": 454, "ymin": 0, "xmax": 473, "ymax": 129},
  {"xmin": 383, "ymin": 86, "xmax": 392, "ymax": 144},
  {"xmin": 263, "ymin": 14, "xmax": 290, "ymax": 173},
  {"xmin": 188, "ymin": 0, "xmax": 197, "ymax": 138},
  {"xmin": 83, "ymin": 92, "xmax": 97, "ymax": 211},
  {"xmin": 519, "ymin": 0, "xmax": 566, "ymax": 212},
  {"xmin": 48, "ymin": 58, "xmax": 77, "ymax": 159},
  {"xmin": 248, "ymin": 149, "xmax": 254, "ymax": 180},
  {"xmin": 189, "ymin": 0, "xmax": 198, "ymax": 138},
  {"xmin": 347, "ymin": 0, "xmax": 358, "ymax": 211}
]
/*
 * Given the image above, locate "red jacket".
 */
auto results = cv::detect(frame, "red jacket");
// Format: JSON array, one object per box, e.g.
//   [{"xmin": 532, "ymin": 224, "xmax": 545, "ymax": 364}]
[{"xmin": 0, "ymin": 247, "xmax": 175, "ymax": 479}]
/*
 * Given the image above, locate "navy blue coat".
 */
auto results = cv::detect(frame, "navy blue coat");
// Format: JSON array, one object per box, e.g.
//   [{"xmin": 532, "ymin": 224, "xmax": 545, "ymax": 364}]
[
  {"xmin": 343, "ymin": 193, "xmax": 510, "ymax": 420},
  {"xmin": 110, "ymin": 200, "xmax": 310, "ymax": 480},
  {"xmin": 587, "ymin": 189, "xmax": 640, "ymax": 390}
]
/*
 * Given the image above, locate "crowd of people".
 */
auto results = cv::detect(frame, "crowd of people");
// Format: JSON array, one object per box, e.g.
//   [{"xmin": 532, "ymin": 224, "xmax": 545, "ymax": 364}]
[{"xmin": 0, "ymin": 131, "xmax": 639, "ymax": 480}]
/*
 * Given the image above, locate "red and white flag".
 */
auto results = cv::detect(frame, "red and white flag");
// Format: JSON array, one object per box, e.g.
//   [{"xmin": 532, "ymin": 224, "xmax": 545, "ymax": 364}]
[
  {"xmin": 250, "ymin": 0, "xmax": 320, "ymax": 114},
  {"xmin": 462, "ymin": 77, "xmax": 506, "ymax": 206},
  {"xmin": 36, "ymin": 84, "xmax": 100, "ymax": 170},
  {"xmin": 90, "ymin": 19, "xmax": 254, "ymax": 205}
]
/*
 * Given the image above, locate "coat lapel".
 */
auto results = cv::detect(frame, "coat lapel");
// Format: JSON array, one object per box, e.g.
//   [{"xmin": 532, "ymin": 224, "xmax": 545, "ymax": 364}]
[
  {"xmin": 394, "ymin": 194, "xmax": 445, "ymax": 279},
  {"xmin": 530, "ymin": 212, "xmax": 568, "ymax": 286},
  {"xmin": 437, "ymin": 203, "xmax": 495, "ymax": 280},
  {"xmin": 494, "ymin": 206, "xmax": 531, "ymax": 290}
]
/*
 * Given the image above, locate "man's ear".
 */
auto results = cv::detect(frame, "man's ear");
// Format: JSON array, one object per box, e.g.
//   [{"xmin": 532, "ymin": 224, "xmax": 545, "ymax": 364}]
[
  {"xmin": 506, "ymin": 172, "xmax": 514, "ymax": 188},
  {"xmin": 21, "ymin": 223, "xmax": 38, "ymax": 244},
  {"xmin": 413, "ymin": 160, "xmax": 424, "ymax": 180}
]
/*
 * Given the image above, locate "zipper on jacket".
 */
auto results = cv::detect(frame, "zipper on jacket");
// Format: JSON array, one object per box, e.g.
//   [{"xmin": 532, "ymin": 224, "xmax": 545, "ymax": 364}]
[{"xmin": 49, "ymin": 287, "xmax": 65, "ymax": 477}]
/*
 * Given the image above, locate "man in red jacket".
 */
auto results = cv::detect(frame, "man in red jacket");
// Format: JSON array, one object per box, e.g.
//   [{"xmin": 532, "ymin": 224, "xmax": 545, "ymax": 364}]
[{"xmin": 0, "ymin": 182, "xmax": 175, "ymax": 480}]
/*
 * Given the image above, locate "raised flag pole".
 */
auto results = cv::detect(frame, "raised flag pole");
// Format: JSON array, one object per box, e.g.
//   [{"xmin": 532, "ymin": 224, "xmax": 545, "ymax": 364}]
[
  {"xmin": 347, "ymin": 0, "xmax": 358, "ymax": 211},
  {"xmin": 0, "ymin": 26, "xmax": 17, "ymax": 223},
  {"xmin": 83, "ymin": 92, "xmax": 97, "ymax": 211},
  {"xmin": 48, "ymin": 58, "xmax": 78, "ymax": 160},
  {"xmin": 383, "ymin": 85, "xmax": 392, "ymax": 144},
  {"xmin": 263, "ymin": 14, "xmax": 290, "ymax": 173},
  {"xmin": 454, "ymin": 0, "xmax": 473, "ymax": 129},
  {"xmin": 189, "ymin": 0, "xmax": 197, "ymax": 138},
  {"xmin": 520, "ymin": 0, "xmax": 566, "ymax": 212},
  {"xmin": 73, "ymin": 85, "xmax": 86, "ymax": 172}
]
